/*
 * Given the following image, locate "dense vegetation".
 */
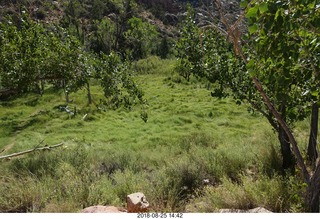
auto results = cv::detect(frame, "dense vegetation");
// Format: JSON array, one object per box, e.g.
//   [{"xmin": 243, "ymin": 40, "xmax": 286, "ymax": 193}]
[{"xmin": 0, "ymin": 0, "xmax": 319, "ymax": 213}]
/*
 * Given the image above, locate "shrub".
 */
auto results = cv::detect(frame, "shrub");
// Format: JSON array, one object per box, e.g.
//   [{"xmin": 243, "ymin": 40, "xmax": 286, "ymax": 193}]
[
  {"xmin": 0, "ymin": 175, "xmax": 50, "ymax": 212},
  {"xmin": 163, "ymin": 156, "xmax": 205, "ymax": 206},
  {"xmin": 145, "ymin": 168, "xmax": 185, "ymax": 212},
  {"xmin": 188, "ymin": 173, "xmax": 303, "ymax": 213},
  {"xmin": 87, "ymin": 176, "xmax": 122, "ymax": 207},
  {"xmin": 111, "ymin": 169, "xmax": 149, "ymax": 204}
]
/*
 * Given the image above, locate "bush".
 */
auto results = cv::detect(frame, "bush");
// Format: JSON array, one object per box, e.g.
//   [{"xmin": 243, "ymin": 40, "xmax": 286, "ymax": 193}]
[
  {"xmin": 87, "ymin": 176, "xmax": 122, "ymax": 207},
  {"xmin": 165, "ymin": 157, "xmax": 204, "ymax": 198},
  {"xmin": 112, "ymin": 169, "xmax": 149, "ymax": 204},
  {"xmin": 0, "ymin": 175, "xmax": 50, "ymax": 212},
  {"xmin": 145, "ymin": 167, "xmax": 186, "ymax": 212},
  {"xmin": 187, "ymin": 174, "xmax": 304, "ymax": 213}
]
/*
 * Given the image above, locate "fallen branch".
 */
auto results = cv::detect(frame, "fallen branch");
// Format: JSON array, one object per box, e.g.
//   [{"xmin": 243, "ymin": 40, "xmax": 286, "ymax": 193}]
[{"xmin": 0, "ymin": 142, "xmax": 64, "ymax": 160}]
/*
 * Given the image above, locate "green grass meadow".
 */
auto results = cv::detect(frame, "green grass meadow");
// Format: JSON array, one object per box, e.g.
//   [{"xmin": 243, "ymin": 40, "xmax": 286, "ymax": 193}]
[{"xmin": 0, "ymin": 57, "xmax": 311, "ymax": 212}]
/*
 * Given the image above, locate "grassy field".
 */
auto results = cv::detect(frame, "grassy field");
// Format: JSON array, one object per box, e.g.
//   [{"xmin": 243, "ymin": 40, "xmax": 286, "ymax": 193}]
[{"xmin": 0, "ymin": 57, "xmax": 311, "ymax": 212}]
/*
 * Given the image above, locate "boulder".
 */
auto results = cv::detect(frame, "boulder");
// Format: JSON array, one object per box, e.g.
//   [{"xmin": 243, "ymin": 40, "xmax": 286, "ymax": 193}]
[
  {"xmin": 127, "ymin": 192, "xmax": 150, "ymax": 213},
  {"xmin": 81, "ymin": 205, "xmax": 124, "ymax": 213}
]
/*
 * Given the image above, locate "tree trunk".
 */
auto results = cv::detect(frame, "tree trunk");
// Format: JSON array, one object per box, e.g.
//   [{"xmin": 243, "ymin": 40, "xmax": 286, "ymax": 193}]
[
  {"xmin": 278, "ymin": 100, "xmax": 295, "ymax": 172},
  {"xmin": 40, "ymin": 80, "xmax": 44, "ymax": 96},
  {"xmin": 307, "ymin": 102, "xmax": 319, "ymax": 168},
  {"xmin": 65, "ymin": 91, "xmax": 69, "ymax": 103},
  {"xmin": 306, "ymin": 163, "xmax": 320, "ymax": 212},
  {"xmin": 63, "ymin": 80, "xmax": 69, "ymax": 103},
  {"xmin": 86, "ymin": 82, "xmax": 92, "ymax": 105},
  {"xmin": 278, "ymin": 124, "xmax": 295, "ymax": 171}
]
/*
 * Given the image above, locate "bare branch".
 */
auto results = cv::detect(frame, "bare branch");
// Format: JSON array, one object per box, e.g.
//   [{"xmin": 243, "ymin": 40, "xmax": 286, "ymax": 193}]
[{"xmin": 0, "ymin": 142, "xmax": 64, "ymax": 160}]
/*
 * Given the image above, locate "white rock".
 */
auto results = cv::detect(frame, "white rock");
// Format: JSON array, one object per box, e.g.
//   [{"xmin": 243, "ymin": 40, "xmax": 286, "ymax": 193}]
[{"xmin": 127, "ymin": 192, "xmax": 149, "ymax": 213}]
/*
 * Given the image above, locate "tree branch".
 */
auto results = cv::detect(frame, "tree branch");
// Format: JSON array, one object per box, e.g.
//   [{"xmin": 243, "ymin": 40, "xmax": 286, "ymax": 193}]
[
  {"xmin": 246, "ymin": 98, "xmax": 279, "ymax": 131},
  {"xmin": 0, "ymin": 142, "xmax": 64, "ymax": 160}
]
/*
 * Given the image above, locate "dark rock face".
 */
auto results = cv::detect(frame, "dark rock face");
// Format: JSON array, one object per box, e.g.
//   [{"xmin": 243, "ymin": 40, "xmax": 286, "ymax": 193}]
[
  {"xmin": 136, "ymin": 0, "xmax": 180, "ymax": 13},
  {"xmin": 164, "ymin": 12, "xmax": 179, "ymax": 25}
]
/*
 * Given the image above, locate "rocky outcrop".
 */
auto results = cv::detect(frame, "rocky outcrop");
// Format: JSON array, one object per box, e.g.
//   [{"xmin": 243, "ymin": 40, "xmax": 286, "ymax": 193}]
[{"xmin": 136, "ymin": 0, "xmax": 180, "ymax": 13}]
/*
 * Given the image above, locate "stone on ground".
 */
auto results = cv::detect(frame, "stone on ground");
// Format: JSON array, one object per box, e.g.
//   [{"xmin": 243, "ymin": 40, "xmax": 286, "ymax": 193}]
[{"xmin": 127, "ymin": 192, "xmax": 150, "ymax": 213}]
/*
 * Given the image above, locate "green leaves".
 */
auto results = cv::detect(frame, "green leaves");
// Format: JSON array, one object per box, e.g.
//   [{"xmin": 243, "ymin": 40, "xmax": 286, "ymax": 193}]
[
  {"xmin": 176, "ymin": 6, "xmax": 252, "ymax": 102},
  {"xmin": 245, "ymin": 1, "xmax": 269, "ymax": 21},
  {"xmin": 259, "ymin": 2, "xmax": 269, "ymax": 14},
  {"xmin": 240, "ymin": 0, "xmax": 249, "ymax": 8},
  {"xmin": 244, "ymin": 0, "xmax": 320, "ymax": 125},
  {"xmin": 246, "ymin": 4, "xmax": 259, "ymax": 18},
  {"xmin": 274, "ymin": 8, "xmax": 284, "ymax": 21},
  {"xmin": 124, "ymin": 17, "xmax": 159, "ymax": 60},
  {"xmin": 248, "ymin": 24, "xmax": 258, "ymax": 34},
  {"xmin": 0, "ymin": 14, "xmax": 144, "ymax": 108}
]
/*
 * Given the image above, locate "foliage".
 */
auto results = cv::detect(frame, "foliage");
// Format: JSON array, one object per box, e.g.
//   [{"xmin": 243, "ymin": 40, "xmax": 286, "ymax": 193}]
[
  {"xmin": 93, "ymin": 52, "xmax": 145, "ymax": 109},
  {"xmin": 0, "ymin": 11, "xmax": 144, "ymax": 110},
  {"xmin": 176, "ymin": 5, "xmax": 256, "ymax": 110},
  {"xmin": 0, "ymin": 13, "xmax": 88, "ymax": 95},
  {"xmin": 124, "ymin": 17, "xmax": 159, "ymax": 60},
  {"xmin": 175, "ymin": 1, "xmax": 320, "ymax": 170},
  {"xmin": 242, "ymin": 0, "xmax": 320, "ymax": 174},
  {"xmin": 89, "ymin": 18, "xmax": 117, "ymax": 54},
  {"xmin": 0, "ymin": 13, "xmax": 45, "ymax": 92},
  {"xmin": 58, "ymin": 0, "xmax": 171, "ymax": 60},
  {"xmin": 0, "ymin": 0, "xmax": 177, "ymax": 61},
  {"xmin": 244, "ymin": 0, "xmax": 320, "ymax": 123}
]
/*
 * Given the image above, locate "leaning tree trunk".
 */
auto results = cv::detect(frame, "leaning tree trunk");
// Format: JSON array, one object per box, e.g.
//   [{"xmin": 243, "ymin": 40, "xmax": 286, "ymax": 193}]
[
  {"xmin": 278, "ymin": 124, "xmax": 295, "ymax": 171},
  {"xmin": 278, "ymin": 101, "xmax": 295, "ymax": 172},
  {"xmin": 307, "ymin": 102, "xmax": 319, "ymax": 168}
]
